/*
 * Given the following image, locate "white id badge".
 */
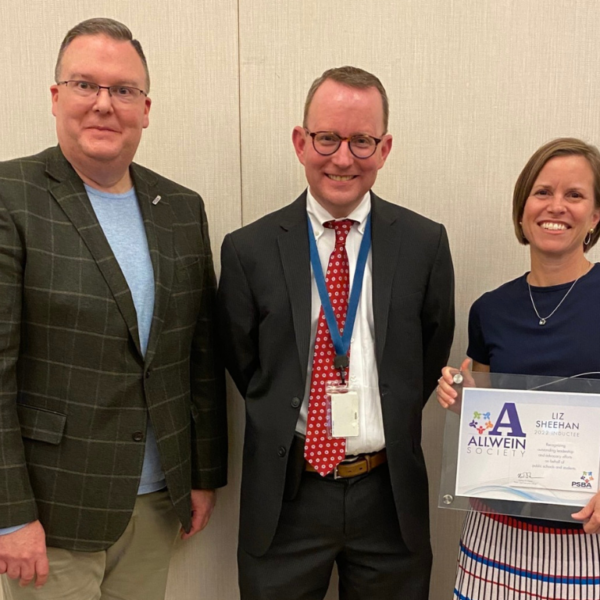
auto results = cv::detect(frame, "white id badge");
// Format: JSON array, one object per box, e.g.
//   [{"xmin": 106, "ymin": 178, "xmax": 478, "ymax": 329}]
[{"xmin": 325, "ymin": 381, "xmax": 359, "ymax": 438}]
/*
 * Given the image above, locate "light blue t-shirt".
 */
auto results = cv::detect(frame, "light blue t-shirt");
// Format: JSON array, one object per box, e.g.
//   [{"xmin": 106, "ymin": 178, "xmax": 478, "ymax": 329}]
[{"xmin": 86, "ymin": 185, "xmax": 166, "ymax": 495}]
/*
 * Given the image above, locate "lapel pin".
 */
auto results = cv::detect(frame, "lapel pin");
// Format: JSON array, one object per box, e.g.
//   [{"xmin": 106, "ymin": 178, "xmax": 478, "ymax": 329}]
[{"xmin": 152, "ymin": 195, "xmax": 162, "ymax": 205}]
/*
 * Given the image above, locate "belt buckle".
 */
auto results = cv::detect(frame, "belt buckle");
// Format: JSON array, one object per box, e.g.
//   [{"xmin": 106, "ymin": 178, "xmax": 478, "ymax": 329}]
[{"xmin": 333, "ymin": 464, "xmax": 342, "ymax": 480}]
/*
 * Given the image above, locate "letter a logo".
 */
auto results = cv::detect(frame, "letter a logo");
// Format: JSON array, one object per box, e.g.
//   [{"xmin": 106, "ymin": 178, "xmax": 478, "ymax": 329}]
[{"xmin": 488, "ymin": 403, "xmax": 526, "ymax": 438}]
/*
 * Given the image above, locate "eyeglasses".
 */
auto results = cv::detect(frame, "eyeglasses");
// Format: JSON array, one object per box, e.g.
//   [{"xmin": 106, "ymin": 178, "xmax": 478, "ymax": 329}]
[
  {"xmin": 57, "ymin": 80, "xmax": 147, "ymax": 103},
  {"xmin": 306, "ymin": 130, "xmax": 382, "ymax": 159}
]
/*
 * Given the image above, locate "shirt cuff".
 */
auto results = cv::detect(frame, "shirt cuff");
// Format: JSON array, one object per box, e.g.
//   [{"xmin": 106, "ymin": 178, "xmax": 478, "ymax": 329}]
[{"xmin": 0, "ymin": 524, "xmax": 28, "ymax": 536}]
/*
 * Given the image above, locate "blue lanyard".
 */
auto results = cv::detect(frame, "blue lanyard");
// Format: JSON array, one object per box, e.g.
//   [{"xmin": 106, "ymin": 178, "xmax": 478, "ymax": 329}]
[{"xmin": 307, "ymin": 213, "xmax": 372, "ymax": 383}]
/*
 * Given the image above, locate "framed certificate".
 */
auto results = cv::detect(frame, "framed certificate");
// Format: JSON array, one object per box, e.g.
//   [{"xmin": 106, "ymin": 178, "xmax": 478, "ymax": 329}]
[{"xmin": 439, "ymin": 372, "xmax": 600, "ymax": 522}]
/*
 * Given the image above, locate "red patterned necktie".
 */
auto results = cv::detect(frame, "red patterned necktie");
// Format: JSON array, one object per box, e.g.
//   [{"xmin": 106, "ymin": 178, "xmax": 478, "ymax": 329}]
[{"xmin": 304, "ymin": 219, "xmax": 353, "ymax": 476}]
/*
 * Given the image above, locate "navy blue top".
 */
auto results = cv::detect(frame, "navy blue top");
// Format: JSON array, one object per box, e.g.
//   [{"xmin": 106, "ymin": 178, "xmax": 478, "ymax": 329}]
[
  {"xmin": 468, "ymin": 264, "xmax": 600, "ymax": 377},
  {"xmin": 467, "ymin": 263, "xmax": 600, "ymax": 528}
]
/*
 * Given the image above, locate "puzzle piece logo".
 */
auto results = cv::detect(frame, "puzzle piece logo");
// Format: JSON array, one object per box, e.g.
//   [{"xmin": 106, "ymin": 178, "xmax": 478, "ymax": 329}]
[{"xmin": 469, "ymin": 411, "xmax": 494, "ymax": 435}]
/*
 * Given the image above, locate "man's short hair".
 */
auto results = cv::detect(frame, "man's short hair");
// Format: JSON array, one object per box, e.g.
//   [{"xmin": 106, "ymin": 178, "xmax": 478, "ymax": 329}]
[
  {"xmin": 303, "ymin": 66, "xmax": 389, "ymax": 133},
  {"xmin": 513, "ymin": 137, "xmax": 600, "ymax": 250},
  {"xmin": 55, "ymin": 17, "xmax": 150, "ymax": 92}
]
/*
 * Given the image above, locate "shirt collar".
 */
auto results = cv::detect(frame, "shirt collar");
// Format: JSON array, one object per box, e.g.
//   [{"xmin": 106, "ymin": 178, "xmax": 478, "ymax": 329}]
[{"xmin": 306, "ymin": 189, "xmax": 371, "ymax": 239}]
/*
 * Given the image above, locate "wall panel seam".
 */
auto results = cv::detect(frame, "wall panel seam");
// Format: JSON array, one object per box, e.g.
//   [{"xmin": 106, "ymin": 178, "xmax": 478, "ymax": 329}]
[{"xmin": 237, "ymin": 0, "xmax": 245, "ymax": 227}]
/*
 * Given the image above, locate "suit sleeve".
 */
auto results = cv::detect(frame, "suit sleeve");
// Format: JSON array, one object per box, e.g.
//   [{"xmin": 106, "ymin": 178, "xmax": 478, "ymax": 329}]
[
  {"xmin": 189, "ymin": 199, "xmax": 228, "ymax": 490},
  {"xmin": 421, "ymin": 224, "xmax": 455, "ymax": 404},
  {"xmin": 0, "ymin": 194, "xmax": 38, "ymax": 526},
  {"xmin": 217, "ymin": 234, "xmax": 259, "ymax": 399}
]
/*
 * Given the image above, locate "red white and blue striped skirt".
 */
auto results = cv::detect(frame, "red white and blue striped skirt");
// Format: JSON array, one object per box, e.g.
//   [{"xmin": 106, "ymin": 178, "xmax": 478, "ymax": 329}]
[{"xmin": 454, "ymin": 510, "xmax": 600, "ymax": 599}]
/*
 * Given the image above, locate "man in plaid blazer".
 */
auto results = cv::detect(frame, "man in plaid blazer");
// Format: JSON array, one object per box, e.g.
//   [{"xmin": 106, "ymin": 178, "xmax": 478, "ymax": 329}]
[{"xmin": 0, "ymin": 18, "xmax": 227, "ymax": 599}]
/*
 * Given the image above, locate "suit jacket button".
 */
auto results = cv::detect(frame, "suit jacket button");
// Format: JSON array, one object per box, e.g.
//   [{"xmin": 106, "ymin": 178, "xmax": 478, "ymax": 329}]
[
  {"xmin": 145, "ymin": 369, "xmax": 152, "ymax": 379},
  {"xmin": 132, "ymin": 431, "xmax": 144, "ymax": 442},
  {"xmin": 291, "ymin": 397, "xmax": 301, "ymax": 408},
  {"xmin": 278, "ymin": 446, "xmax": 287, "ymax": 458}
]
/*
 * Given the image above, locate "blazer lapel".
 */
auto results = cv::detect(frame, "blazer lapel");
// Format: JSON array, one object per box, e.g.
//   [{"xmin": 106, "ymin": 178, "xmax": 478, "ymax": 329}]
[
  {"xmin": 371, "ymin": 193, "xmax": 403, "ymax": 368},
  {"xmin": 277, "ymin": 193, "xmax": 312, "ymax": 383},
  {"xmin": 131, "ymin": 164, "xmax": 174, "ymax": 367},
  {"xmin": 46, "ymin": 148, "xmax": 143, "ymax": 357}
]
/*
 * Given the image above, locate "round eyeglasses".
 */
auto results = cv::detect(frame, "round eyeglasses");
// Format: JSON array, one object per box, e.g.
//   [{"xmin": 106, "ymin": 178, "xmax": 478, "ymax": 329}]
[
  {"xmin": 57, "ymin": 80, "xmax": 147, "ymax": 104},
  {"xmin": 306, "ymin": 130, "xmax": 382, "ymax": 159}
]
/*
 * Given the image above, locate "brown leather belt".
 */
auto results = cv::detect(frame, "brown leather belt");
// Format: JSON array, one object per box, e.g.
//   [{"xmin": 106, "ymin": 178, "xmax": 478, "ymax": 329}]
[{"xmin": 305, "ymin": 449, "xmax": 387, "ymax": 479}]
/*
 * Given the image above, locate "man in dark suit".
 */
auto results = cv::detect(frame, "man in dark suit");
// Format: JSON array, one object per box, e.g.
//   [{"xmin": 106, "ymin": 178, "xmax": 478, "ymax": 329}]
[
  {"xmin": 218, "ymin": 66, "xmax": 454, "ymax": 599},
  {"xmin": 0, "ymin": 18, "xmax": 227, "ymax": 599}
]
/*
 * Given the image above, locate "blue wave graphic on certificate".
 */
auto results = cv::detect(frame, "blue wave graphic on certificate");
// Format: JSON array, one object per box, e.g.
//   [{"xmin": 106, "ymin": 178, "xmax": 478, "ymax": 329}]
[{"xmin": 458, "ymin": 483, "xmax": 580, "ymax": 504}]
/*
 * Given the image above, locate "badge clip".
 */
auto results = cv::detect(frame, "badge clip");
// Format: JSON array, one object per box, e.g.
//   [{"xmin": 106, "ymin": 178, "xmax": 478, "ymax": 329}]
[{"xmin": 334, "ymin": 355, "xmax": 349, "ymax": 384}]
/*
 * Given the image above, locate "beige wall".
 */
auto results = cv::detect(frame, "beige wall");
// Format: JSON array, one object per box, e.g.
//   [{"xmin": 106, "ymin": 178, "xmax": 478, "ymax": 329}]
[{"xmin": 2, "ymin": 1, "xmax": 600, "ymax": 598}]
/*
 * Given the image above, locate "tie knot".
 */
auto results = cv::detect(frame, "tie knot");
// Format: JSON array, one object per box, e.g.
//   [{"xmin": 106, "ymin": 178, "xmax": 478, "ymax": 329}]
[{"xmin": 325, "ymin": 219, "xmax": 353, "ymax": 246}]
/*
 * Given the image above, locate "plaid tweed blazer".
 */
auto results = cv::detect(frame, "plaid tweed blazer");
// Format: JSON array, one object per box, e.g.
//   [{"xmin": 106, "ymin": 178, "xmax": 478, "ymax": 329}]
[{"xmin": 0, "ymin": 146, "xmax": 227, "ymax": 551}]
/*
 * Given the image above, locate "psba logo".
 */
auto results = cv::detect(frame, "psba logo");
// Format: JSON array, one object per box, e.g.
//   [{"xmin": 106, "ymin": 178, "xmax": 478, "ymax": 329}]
[
  {"xmin": 581, "ymin": 471, "xmax": 595, "ymax": 484},
  {"xmin": 572, "ymin": 471, "xmax": 594, "ymax": 489}
]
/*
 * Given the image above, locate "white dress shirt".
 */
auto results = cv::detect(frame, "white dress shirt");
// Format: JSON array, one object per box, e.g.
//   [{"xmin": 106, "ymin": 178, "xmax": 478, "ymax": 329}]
[{"xmin": 295, "ymin": 189, "xmax": 386, "ymax": 454}]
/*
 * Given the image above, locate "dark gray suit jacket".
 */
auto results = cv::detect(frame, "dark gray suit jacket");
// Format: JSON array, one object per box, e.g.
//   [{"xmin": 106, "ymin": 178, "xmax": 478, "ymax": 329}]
[
  {"xmin": 218, "ymin": 191, "xmax": 454, "ymax": 557},
  {"xmin": 0, "ymin": 146, "xmax": 227, "ymax": 551}
]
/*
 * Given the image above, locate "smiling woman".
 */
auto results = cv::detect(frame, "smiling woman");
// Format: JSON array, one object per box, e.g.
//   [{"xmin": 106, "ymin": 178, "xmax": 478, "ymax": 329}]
[
  {"xmin": 514, "ymin": 140, "xmax": 600, "ymax": 285},
  {"xmin": 521, "ymin": 156, "xmax": 598, "ymax": 279},
  {"xmin": 436, "ymin": 138, "xmax": 600, "ymax": 600}
]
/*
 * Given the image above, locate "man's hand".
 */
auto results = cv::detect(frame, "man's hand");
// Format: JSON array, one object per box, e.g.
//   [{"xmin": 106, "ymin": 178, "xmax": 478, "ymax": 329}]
[
  {"xmin": 572, "ymin": 492, "xmax": 600, "ymax": 533},
  {"xmin": 0, "ymin": 521, "xmax": 49, "ymax": 588},
  {"xmin": 181, "ymin": 490, "xmax": 216, "ymax": 540}
]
